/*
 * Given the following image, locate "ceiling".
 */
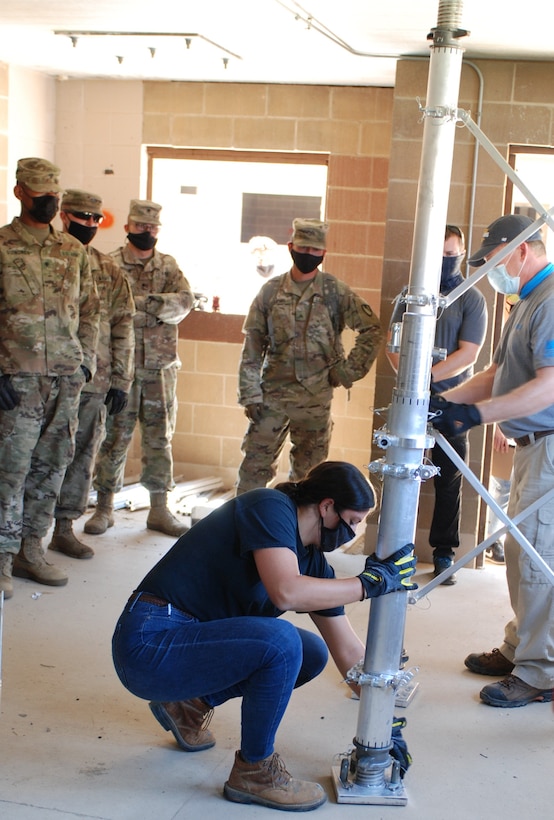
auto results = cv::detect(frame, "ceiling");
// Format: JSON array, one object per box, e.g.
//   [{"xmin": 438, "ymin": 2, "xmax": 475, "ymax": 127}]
[{"xmin": 1, "ymin": 1, "xmax": 553, "ymax": 87}]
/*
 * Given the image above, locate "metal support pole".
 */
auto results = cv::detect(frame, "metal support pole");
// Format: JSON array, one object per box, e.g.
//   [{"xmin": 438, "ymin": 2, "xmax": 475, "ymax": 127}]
[{"xmin": 333, "ymin": 0, "xmax": 468, "ymax": 804}]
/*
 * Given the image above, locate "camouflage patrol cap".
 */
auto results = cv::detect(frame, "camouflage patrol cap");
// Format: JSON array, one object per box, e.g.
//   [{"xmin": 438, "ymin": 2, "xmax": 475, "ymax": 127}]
[
  {"xmin": 128, "ymin": 199, "xmax": 162, "ymax": 225},
  {"xmin": 16, "ymin": 157, "xmax": 62, "ymax": 193},
  {"xmin": 61, "ymin": 188, "xmax": 103, "ymax": 215},
  {"xmin": 291, "ymin": 218, "xmax": 329, "ymax": 250}
]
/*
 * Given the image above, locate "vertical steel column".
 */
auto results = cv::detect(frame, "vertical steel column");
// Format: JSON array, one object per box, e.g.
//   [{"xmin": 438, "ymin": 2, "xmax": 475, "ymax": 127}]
[{"xmin": 333, "ymin": 0, "xmax": 468, "ymax": 805}]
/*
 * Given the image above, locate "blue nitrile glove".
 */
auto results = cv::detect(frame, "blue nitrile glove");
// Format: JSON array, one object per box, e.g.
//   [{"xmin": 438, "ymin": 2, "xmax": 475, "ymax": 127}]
[
  {"xmin": 391, "ymin": 716, "xmax": 412, "ymax": 779},
  {"xmin": 0, "ymin": 374, "xmax": 20, "ymax": 411},
  {"xmin": 428, "ymin": 395, "xmax": 481, "ymax": 436},
  {"xmin": 105, "ymin": 388, "xmax": 128, "ymax": 416},
  {"xmin": 358, "ymin": 543, "xmax": 417, "ymax": 599}
]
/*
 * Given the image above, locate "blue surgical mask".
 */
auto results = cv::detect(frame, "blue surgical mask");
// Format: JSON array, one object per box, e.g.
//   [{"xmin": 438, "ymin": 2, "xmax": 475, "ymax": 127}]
[
  {"xmin": 487, "ymin": 264, "xmax": 520, "ymax": 295},
  {"xmin": 320, "ymin": 514, "xmax": 356, "ymax": 552}
]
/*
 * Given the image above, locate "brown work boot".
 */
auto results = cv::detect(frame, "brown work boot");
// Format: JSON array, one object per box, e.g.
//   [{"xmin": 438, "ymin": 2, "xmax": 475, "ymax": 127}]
[
  {"xmin": 480, "ymin": 674, "xmax": 554, "ymax": 707},
  {"xmin": 146, "ymin": 492, "xmax": 189, "ymax": 537},
  {"xmin": 224, "ymin": 750, "xmax": 327, "ymax": 811},
  {"xmin": 84, "ymin": 490, "xmax": 114, "ymax": 535},
  {"xmin": 0, "ymin": 552, "xmax": 14, "ymax": 599},
  {"xmin": 49, "ymin": 518, "xmax": 94, "ymax": 559},
  {"xmin": 464, "ymin": 648, "xmax": 515, "ymax": 676},
  {"xmin": 12, "ymin": 535, "xmax": 68, "ymax": 586},
  {"xmin": 149, "ymin": 698, "xmax": 215, "ymax": 751}
]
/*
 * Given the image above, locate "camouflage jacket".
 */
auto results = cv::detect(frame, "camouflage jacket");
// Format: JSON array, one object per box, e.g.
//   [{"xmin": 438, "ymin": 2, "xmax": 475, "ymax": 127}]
[
  {"xmin": 109, "ymin": 244, "xmax": 193, "ymax": 370},
  {"xmin": 84, "ymin": 246, "xmax": 135, "ymax": 395},
  {"xmin": 238, "ymin": 270, "xmax": 383, "ymax": 404},
  {"xmin": 0, "ymin": 217, "xmax": 99, "ymax": 377}
]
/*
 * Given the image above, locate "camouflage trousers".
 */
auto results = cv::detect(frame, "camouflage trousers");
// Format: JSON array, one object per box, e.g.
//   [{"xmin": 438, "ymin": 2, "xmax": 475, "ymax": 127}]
[
  {"xmin": 93, "ymin": 365, "xmax": 178, "ymax": 495},
  {"xmin": 236, "ymin": 387, "xmax": 333, "ymax": 493},
  {"xmin": 55, "ymin": 391, "xmax": 107, "ymax": 519},
  {"xmin": 0, "ymin": 372, "xmax": 84, "ymax": 552}
]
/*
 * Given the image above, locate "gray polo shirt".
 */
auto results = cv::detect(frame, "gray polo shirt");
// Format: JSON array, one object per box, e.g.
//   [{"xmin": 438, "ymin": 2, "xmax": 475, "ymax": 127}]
[{"xmin": 493, "ymin": 263, "xmax": 554, "ymax": 438}]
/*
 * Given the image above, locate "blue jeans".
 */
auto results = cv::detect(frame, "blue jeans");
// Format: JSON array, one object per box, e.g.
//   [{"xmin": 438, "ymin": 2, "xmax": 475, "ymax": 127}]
[{"xmin": 112, "ymin": 596, "xmax": 329, "ymax": 761}]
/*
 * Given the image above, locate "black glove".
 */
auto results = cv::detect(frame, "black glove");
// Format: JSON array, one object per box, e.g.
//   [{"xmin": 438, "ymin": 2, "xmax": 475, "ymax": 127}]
[
  {"xmin": 80, "ymin": 365, "xmax": 92, "ymax": 383},
  {"xmin": 245, "ymin": 403, "xmax": 263, "ymax": 423},
  {"xmin": 390, "ymin": 716, "xmax": 412, "ymax": 779},
  {"xmin": 0, "ymin": 374, "xmax": 21, "ymax": 411},
  {"xmin": 105, "ymin": 388, "xmax": 128, "ymax": 416},
  {"xmin": 358, "ymin": 543, "xmax": 418, "ymax": 599},
  {"xmin": 428, "ymin": 395, "xmax": 481, "ymax": 436}
]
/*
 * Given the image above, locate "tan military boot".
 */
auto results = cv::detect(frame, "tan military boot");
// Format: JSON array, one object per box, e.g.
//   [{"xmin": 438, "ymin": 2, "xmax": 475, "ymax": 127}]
[
  {"xmin": 49, "ymin": 518, "xmax": 94, "ymax": 559},
  {"xmin": 0, "ymin": 552, "xmax": 14, "ymax": 599},
  {"xmin": 13, "ymin": 535, "xmax": 68, "ymax": 586},
  {"xmin": 224, "ymin": 750, "xmax": 327, "ymax": 810},
  {"xmin": 146, "ymin": 492, "xmax": 189, "ymax": 537},
  {"xmin": 84, "ymin": 491, "xmax": 114, "ymax": 535},
  {"xmin": 149, "ymin": 698, "xmax": 215, "ymax": 751}
]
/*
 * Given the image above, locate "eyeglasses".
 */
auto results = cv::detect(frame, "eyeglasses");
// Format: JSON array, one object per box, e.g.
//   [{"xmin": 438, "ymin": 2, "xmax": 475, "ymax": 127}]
[
  {"xmin": 131, "ymin": 221, "xmax": 160, "ymax": 232},
  {"xmin": 70, "ymin": 211, "xmax": 104, "ymax": 224}
]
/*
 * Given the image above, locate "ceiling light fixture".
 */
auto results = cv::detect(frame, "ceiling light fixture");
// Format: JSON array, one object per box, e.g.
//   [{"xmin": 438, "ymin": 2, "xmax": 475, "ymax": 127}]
[{"xmin": 54, "ymin": 30, "xmax": 243, "ymax": 62}]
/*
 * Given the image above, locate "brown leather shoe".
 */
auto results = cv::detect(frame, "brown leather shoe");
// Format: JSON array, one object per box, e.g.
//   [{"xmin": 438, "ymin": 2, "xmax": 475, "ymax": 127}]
[
  {"xmin": 464, "ymin": 648, "xmax": 515, "ymax": 676},
  {"xmin": 480, "ymin": 675, "xmax": 553, "ymax": 707},
  {"xmin": 149, "ymin": 698, "xmax": 215, "ymax": 751},
  {"xmin": 224, "ymin": 750, "xmax": 327, "ymax": 811}
]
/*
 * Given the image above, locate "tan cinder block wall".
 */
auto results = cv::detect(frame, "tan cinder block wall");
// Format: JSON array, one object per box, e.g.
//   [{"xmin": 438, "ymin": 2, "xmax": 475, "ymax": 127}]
[
  {"xmin": 373, "ymin": 57, "xmax": 554, "ymax": 561},
  {"xmin": 0, "ymin": 63, "xmax": 8, "ymax": 226},
  {"xmin": 142, "ymin": 82, "xmax": 393, "ymax": 488}
]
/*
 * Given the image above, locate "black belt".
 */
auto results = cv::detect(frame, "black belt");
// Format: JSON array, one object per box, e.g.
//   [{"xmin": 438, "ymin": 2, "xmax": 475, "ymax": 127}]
[
  {"xmin": 128, "ymin": 590, "xmax": 169, "ymax": 607},
  {"xmin": 514, "ymin": 430, "xmax": 554, "ymax": 447}
]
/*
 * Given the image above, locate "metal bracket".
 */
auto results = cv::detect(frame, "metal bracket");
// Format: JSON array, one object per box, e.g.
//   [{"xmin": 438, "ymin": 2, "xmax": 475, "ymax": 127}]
[{"xmin": 345, "ymin": 661, "xmax": 419, "ymax": 692}]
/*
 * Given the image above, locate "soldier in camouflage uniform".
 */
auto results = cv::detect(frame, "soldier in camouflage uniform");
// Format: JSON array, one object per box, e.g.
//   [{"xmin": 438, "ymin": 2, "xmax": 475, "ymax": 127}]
[
  {"xmin": 85, "ymin": 200, "xmax": 194, "ymax": 538},
  {"xmin": 48, "ymin": 189, "xmax": 135, "ymax": 560},
  {"xmin": 236, "ymin": 218, "xmax": 383, "ymax": 494},
  {"xmin": 0, "ymin": 159, "xmax": 99, "ymax": 600}
]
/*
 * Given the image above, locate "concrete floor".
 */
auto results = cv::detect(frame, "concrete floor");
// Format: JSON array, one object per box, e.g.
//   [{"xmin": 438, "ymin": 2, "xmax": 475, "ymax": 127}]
[{"xmin": 1, "ymin": 507, "xmax": 553, "ymax": 819}]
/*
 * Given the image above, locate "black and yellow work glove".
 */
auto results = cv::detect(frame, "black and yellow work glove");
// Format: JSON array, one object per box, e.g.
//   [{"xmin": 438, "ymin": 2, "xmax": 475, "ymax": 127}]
[
  {"xmin": 391, "ymin": 716, "xmax": 412, "ymax": 779},
  {"xmin": 358, "ymin": 543, "xmax": 417, "ymax": 599}
]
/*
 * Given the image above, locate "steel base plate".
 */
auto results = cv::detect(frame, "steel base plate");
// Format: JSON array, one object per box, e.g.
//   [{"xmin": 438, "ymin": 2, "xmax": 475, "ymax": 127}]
[{"xmin": 331, "ymin": 765, "xmax": 407, "ymax": 805}]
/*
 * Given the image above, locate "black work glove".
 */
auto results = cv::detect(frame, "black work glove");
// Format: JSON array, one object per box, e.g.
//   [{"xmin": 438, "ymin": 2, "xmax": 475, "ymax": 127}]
[
  {"xmin": 391, "ymin": 716, "xmax": 412, "ymax": 779},
  {"xmin": 0, "ymin": 374, "xmax": 21, "ymax": 411},
  {"xmin": 358, "ymin": 543, "xmax": 418, "ymax": 599},
  {"xmin": 245, "ymin": 403, "xmax": 263, "ymax": 423},
  {"xmin": 105, "ymin": 388, "xmax": 128, "ymax": 416},
  {"xmin": 80, "ymin": 365, "xmax": 92, "ymax": 383},
  {"xmin": 428, "ymin": 395, "xmax": 481, "ymax": 436}
]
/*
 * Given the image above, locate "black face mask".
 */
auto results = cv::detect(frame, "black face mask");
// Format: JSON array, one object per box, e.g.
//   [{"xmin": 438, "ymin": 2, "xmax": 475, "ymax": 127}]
[
  {"xmin": 67, "ymin": 221, "xmax": 98, "ymax": 246},
  {"xmin": 29, "ymin": 194, "xmax": 59, "ymax": 224},
  {"xmin": 320, "ymin": 514, "xmax": 356, "ymax": 552},
  {"xmin": 127, "ymin": 231, "xmax": 158, "ymax": 251},
  {"xmin": 290, "ymin": 249, "xmax": 324, "ymax": 274},
  {"xmin": 440, "ymin": 254, "xmax": 464, "ymax": 293}
]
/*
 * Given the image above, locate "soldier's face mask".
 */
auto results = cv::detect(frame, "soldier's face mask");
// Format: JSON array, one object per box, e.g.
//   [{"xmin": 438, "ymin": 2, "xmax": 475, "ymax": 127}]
[
  {"xmin": 28, "ymin": 193, "xmax": 59, "ymax": 224},
  {"xmin": 290, "ymin": 249, "xmax": 324, "ymax": 274},
  {"xmin": 127, "ymin": 231, "xmax": 158, "ymax": 251},
  {"xmin": 67, "ymin": 219, "xmax": 97, "ymax": 246}
]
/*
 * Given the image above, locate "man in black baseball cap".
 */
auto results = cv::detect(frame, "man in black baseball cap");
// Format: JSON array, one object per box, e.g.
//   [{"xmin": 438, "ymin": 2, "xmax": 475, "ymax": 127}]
[{"xmin": 468, "ymin": 213, "xmax": 543, "ymax": 266}]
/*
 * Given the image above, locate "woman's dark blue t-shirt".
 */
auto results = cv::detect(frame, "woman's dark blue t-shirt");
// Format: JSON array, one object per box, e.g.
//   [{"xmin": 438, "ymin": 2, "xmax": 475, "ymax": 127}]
[{"xmin": 137, "ymin": 488, "xmax": 344, "ymax": 620}]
